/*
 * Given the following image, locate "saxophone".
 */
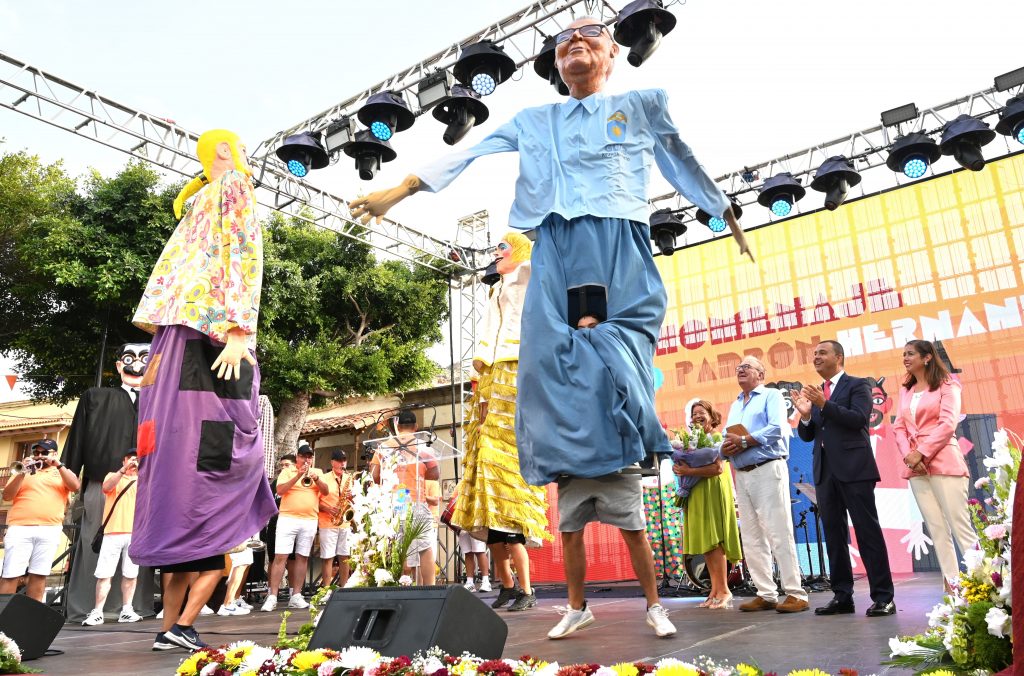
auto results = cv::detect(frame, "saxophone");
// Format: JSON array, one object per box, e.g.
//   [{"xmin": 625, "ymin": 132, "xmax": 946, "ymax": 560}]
[{"xmin": 333, "ymin": 473, "xmax": 354, "ymax": 526}]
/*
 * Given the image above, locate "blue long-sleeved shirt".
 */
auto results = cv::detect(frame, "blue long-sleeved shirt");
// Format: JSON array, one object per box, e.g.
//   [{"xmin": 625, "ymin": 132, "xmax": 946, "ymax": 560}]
[
  {"xmin": 725, "ymin": 385, "xmax": 791, "ymax": 469},
  {"xmin": 416, "ymin": 88, "xmax": 729, "ymax": 230}
]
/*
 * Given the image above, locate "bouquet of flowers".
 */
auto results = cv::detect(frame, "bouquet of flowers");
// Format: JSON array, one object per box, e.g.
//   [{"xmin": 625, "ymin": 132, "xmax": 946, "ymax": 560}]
[
  {"xmin": 885, "ymin": 428, "xmax": 1018, "ymax": 674},
  {"xmin": 669, "ymin": 425, "xmax": 724, "ymax": 507},
  {"xmin": 0, "ymin": 633, "xmax": 36, "ymax": 674}
]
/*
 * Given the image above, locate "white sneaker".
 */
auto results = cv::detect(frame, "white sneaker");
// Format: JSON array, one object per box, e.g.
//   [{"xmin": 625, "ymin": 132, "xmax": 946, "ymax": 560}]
[
  {"xmin": 287, "ymin": 593, "xmax": 309, "ymax": 609},
  {"xmin": 199, "ymin": 605, "xmax": 214, "ymax": 616},
  {"xmin": 463, "ymin": 579, "xmax": 476, "ymax": 592},
  {"xmin": 218, "ymin": 603, "xmax": 250, "ymax": 616},
  {"xmin": 478, "ymin": 577, "xmax": 492, "ymax": 593},
  {"xmin": 260, "ymin": 596, "xmax": 278, "ymax": 612},
  {"xmin": 646, "ymin": 604, "xmax": 676, "ymax": 637},
  {"xmin": 82, "ymin": 609, "xmax": 104, "ymax": 626},
  {"xmin": 118, "ymin": 609, "xmax": 142, "ymax": 623},
  {"xmin": 547, "ymin": 603, "xmax": 595, "ymax": 639},
  {"xmin": 236, "ymin": 598, "xmax": 253, "ymax": 610},
  {"xmin": 156, "ymin": 609, "xmax": 164, "ymax": 619}
]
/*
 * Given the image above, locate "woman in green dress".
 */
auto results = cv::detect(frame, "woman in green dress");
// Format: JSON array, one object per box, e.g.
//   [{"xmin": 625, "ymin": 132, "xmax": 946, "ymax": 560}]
[{"xmin": 673, "ymin": 400, "xmax": 742, "ymax": 609}]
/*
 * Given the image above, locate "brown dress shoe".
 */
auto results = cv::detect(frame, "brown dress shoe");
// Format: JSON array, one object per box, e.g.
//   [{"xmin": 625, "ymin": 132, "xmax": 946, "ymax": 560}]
[
  {"xmin": 775, "ymin": 596, "xmax": 810, "ymax": 613},
  {"xmin": 739, "ymin": 597, "xmax": 777, "ymax": 612}
]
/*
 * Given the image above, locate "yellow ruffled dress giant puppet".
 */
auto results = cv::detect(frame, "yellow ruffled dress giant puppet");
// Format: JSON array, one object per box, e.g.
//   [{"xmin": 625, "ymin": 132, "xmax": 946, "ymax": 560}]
[{"xmin": 452, "ymin": 233, "xmax": 550, "ymax": 547}]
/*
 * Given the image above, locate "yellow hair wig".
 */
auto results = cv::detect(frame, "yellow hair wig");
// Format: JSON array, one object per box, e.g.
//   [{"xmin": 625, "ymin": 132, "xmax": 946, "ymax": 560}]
[
  {"xmin": 173, "ymin": 129, "xmax": 251, "ymax": 219},
  {"xmin": 502, "ymin": 232, "xmax": 533, "ymax": 264}
]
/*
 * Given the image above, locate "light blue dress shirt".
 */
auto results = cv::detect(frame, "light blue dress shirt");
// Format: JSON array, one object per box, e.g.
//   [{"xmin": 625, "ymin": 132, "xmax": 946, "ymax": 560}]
[
  {"xmin": 725, "ymin": 385, "xmax": 791, "ymax": 469},
  {"xmin": 416, "ymin": 88, "xmax": 729, "ymax": 230}
]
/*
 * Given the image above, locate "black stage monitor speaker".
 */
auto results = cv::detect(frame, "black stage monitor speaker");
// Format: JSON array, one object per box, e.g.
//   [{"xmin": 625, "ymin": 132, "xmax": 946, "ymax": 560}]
[
  {"xmin": 0, "ymin": 594, "xmax": 64, "ymax": 660},
  {"xmin": 308, "ymin": 584, "xmax": 507, "ymax": 658}
]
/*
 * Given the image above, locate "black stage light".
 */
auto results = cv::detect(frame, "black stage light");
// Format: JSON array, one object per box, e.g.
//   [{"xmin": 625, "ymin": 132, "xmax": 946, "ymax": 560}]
[
  {"xmin": 885, "ymin": 132, "xmax": 941, "ymax": 180},
  {"xmin": 757, "ymin": 172, "xmax": 805, "ymax": 218},
  {"xmin": 432, "ymin": 85, "xmax": 489, "ymax": 146},
  {"xmin": 533, "ymin": 35, "xmax": 570, "ymax": 96},
  {"xmin": 810, "ymin": 156, "xmax": 862, "ymax": 210},
  {"xmin": 342, "ymin": 130, "xmax": 397, "ymax": 181},
  {"xmin": 995, "ymin": 95, "xmax": 1024, "ymax": 147},
  {"xmin": 453, "ymin": 40, "xmax": 517, "ymax": 97},
  {"xmin": 275, "ymin": 132, "xmax": 329, "ymax": 179},
  {"xmin": 613, "ymin": 0, "xmax": 677, "ymax": 67},
  {"xmin": 324, "ymin": 117, "xmax": 357, "ymax": 156},
  {"xmin": 696, "ymin": 195, "xmax": 742, "ymax": 233},
  {"xmin": 357, "ymin": 91, "xmax": 415, "ymax": 143},
  {"xmin": 417, "ymin": 71, "xmax": 454, "ymax": 111},
  {"xmin": 650, "ymin": 208, "xmax": 686, "ymax": 256},
  {"xmin": 939, "ymin": 114, "xmax": 995, "ymax": 172}
]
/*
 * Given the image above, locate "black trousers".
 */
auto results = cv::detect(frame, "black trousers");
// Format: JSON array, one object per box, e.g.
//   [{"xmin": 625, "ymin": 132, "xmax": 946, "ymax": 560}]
[{"xmin": 816, "ymin": 470, "xmax": 894, "ymax": 604}]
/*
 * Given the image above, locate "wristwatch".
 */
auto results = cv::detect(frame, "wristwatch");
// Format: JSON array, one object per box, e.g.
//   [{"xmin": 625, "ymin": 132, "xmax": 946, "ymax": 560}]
[{"xmin": 740, "ymin": 436, "xmax": 748, "ymax": 450}]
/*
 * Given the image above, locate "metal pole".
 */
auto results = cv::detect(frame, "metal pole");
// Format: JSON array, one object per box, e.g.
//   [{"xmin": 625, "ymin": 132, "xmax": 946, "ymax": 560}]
[{"xmin": 93, "ymin": 308, "xmax": 110, "ymax": 387}]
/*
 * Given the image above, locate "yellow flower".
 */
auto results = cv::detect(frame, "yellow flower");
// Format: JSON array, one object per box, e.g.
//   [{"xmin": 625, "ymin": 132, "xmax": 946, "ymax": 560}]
[
  {"xmin": 612, "ymin": 663, "xmax": 639, "ymax": 676},
  {"xmin": 291, "ymin": 650, "xmax": 329, "ymax": 670},
  {"xmin": 926, "ymin": 671, "xmax": 956, "ymax": 676},
  {"xmin": 655, "ymin": 665, "xmax": 700, "ymax": 676},
  {"xmin": 787, "ymin": 670, "xmax": 830, "ymax": 676},
  {"xmin": 737, "ymin": 664, "xmax": 760, "ymax": 676},
  {"xmin": 224, "ymin": 646, "xmax": 251, "ymax": 667},
  {"xmin": 176, "ymin": 653, "xmax": 203, "ymax": 675}
]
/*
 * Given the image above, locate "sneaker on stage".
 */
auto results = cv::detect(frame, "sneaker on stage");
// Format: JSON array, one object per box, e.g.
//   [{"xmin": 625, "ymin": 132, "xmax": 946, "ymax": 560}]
[
  {"xmin": 547, "ymin": 603, "xmax": 595, "ymax": 639},
  {"xmin": 260, "ymin": 596, "xmax": 278, "ymax": 612},
  {"xmin": 491, "ymin": 585, "xmax": 521, "ymax": 609},
  {"xmin": 508, "ymin": 591, "xmax": 537, "ymax": 612},
  {"xmin": 82, "ymin": 609, "xmax": 104, "ymax": 626},
  {"xmin": 199, "ymin": 605, "xmax": 215, "ymax": 616},
  {"xmin": 645, "ymin": 604, "xmax": 676, "ymax": 637},
  {"xmin": 152, "ymin": 632, "xmax": 177, "ymax": 651},
  {"xmin": 236, "ymin": 598, "xmax": 253, "ymax": 610},
  {"xmin": 218, "ymin": 603, "xmax": 250, "ymax": 616},
  {"xmin": 288, "ymin": 593, "xmax": 309, "ymax": 609},
  {"xmin": 118, "ymin": 609, "xmax": 143, "ymax": 623},
  {"xmin": 478, "ymin": 577, "xmax": 492, "ymax": 593},
  {"xmin": 164, "ymin": 624, "xmax": 208, "ymax": 651},
  {"xmin": 463, "ymin": 579, "xmax": 476, "ymax": 592}
]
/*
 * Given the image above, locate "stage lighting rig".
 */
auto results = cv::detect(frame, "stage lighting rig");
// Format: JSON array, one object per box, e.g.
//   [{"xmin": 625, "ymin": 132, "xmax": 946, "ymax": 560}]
[
  {"xmin": 453, "ymin": 40, "xmax": 516, "ymax": 97},
  {"xmin": 417, "ymin": 71, "xmax": 454, "ymax": 111},
  {"xmin": 357, "ymin": 91, "xmax": 415, "ymax": 143},
  {"xmin": 613, "ymin": 0, "xmax": 676, "ymax": 67},
  {"xmin": 324, "ymin": 117, "xmax": 357, "ymax": 156},
  {"xmin": 810, "ymin": 156, "xmax": 862, "ymax": 210},
  {"xmin": 343, "ymin": 129, "xmax": 397, "ymax": 181},
  {"xmin": 650, "ymin": 208, "xmax": 686, "ymax": 256},
  {"xmin": 885, "ymin": 132, "xmax": 940, "ymax": 179},
  {"xmin": 533, "ymin": 35, "xmax": 570, "ymax": 95},
  {"xmin": 432, "ymin": 85, "xmax": 489, "ymax": 146},
  {"xmin": 996, "ymin": 95, "xmax": 1024, "ymax": 146},
  {"xmin": 939, "ymin": 114, "xmax": 995, "ymax": 171},
  {"xmin": 275, "ymin": 132, "xmax": 329, "ymax": 178},
  {"xmin": 696, "ymin": 195, "xmax": 742, "ymax": 234},
  {"xmin": 757, "ymin": 172, "xmax": 805, "ymax": 218}
]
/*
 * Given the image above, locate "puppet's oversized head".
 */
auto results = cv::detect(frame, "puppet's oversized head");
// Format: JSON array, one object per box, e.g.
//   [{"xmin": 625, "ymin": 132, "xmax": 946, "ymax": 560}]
[
  {"xmin": 494, "ymin": 232, "xmax": 532, "ymax": 276},
  {"xmin": 116, "ymin": 343, "xmax": 151, "ymax": 387},
  {"xmin": 173, "ymin": 129, "xmax": 252, "ymax": 219}
]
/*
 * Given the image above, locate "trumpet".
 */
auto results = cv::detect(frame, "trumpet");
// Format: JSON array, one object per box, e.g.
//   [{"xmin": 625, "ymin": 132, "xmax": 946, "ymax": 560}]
[{"xmin": 11, "ymin": 458, "xmax": 43, "ymax": 476}]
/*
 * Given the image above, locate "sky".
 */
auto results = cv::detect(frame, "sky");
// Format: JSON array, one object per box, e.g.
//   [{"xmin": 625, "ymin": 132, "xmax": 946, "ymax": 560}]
[{"xmin": 1, "ymin": 0, "xmax": 1021, "ymax": 401}]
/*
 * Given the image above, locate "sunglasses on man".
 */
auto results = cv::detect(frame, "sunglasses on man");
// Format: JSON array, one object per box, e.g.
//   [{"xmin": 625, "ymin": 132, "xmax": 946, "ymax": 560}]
[{"xmin": 554, "ymin": 24, "xmax": 608, "ymax": 45}]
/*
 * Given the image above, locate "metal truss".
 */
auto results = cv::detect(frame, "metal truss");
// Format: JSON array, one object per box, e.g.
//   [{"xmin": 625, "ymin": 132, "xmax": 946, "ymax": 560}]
[
  {"xmin": 650, "ymin": 85, "xmax": 1024, "ymax": 246},
  {"xmin": 252, "ymin": 0, "xmax": 620, "ymax": 160},
  {"xmin": 0, "ymin": 51, "xmax": 474, "ymax": 273}
]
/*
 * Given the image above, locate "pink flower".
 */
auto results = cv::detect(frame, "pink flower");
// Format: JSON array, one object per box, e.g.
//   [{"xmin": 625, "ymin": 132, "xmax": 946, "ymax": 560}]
[{"xmin": 984, "ymin": 524, "xmax": 1008, "ymax": 540}]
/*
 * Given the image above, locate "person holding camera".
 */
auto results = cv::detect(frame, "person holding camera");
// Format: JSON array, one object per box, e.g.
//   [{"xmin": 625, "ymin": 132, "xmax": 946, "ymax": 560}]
[
  {"xmin": 82, "ymin": 449, "xmax": 142, "ymax": 625},
  {"xmin": 262, "ymin": 442, "xmax": 327, "ymax": 612},
  {"xmin": 0, "ymin": 439, "xmax": 80, "ymax": 602}
]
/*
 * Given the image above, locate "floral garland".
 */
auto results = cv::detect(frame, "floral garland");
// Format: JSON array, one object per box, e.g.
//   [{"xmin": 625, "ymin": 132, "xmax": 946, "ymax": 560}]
[
  {"xmin": 174, "ymin": 644, "xmax": 865, "ymax": 676},
  {"xmin": 886, "ymin": 428, "xmax": 1018, "ymax": 674},
  {"xmin": 0, "ymin": 632, "xmax": 36, "ymax": 674}
]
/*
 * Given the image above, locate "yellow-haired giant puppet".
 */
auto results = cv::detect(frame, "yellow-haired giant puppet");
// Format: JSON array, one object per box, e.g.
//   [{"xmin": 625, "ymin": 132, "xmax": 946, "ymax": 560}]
[
  {"xmin": 451, "ymin": 232, "xmax": 550, "ymax": 608},
  {"xmin": 130, "ymin": 130, "xmax": 277, "ymax": 649}
]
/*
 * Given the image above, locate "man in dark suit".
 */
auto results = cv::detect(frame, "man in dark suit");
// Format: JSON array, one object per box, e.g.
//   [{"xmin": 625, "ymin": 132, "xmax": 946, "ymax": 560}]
[{"xmin": 791, "ymin": 340, "xmax": 895, "ymax": 617}]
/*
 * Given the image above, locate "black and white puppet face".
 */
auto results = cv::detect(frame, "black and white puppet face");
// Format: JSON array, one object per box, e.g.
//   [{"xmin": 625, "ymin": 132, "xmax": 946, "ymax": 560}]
[{"xmin": 115, "ymin": 343, "xmax": 151, "ymax": 387}]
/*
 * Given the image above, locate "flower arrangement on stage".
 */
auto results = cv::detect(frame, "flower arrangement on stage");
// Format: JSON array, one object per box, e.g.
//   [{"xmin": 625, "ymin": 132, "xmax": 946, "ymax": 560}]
[
  {"xmin": 0, "ymin": 632, "xmax": 35, "ymax": 674},
  {"xmin": 669, "ymin": 425, "xmax": 723, "ymax": 507},
  {"xmin": 886, "ymin": 428, "xmax": 1018, "ymax": 674},
  {"xmin": 173, "ymin": 644, "xmax": 863, "ymax": 676}
]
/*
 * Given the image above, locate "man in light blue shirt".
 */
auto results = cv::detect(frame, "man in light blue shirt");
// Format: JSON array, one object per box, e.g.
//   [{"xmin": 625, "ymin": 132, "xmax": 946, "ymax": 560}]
[{"xmin": 722, "ymin": 356, "xmax": 808, "ymax": 613}]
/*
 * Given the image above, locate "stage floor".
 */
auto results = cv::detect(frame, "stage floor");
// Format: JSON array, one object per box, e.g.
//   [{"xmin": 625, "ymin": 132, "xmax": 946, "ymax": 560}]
[{"xmin": 37, "ymin": 574, "xmax": 940, "ymax": 674}]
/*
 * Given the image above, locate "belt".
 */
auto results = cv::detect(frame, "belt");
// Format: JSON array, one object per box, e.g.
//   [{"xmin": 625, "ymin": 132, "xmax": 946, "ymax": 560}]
[{"xmin": 736, "ymin": 458, "xmax": 780, "ymax": 473}]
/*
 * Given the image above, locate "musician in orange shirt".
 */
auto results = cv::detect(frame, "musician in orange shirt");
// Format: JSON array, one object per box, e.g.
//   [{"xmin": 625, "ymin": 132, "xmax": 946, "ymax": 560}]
[{"xmin": 318, "ymin": 450, "xmax": 354, "ymax": 586}]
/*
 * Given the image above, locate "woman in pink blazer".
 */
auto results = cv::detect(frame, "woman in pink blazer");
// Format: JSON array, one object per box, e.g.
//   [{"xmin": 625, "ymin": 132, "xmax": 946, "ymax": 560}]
[{"xmin": 893, "ymin": 340, "xmax": 978, "ymax": 587}]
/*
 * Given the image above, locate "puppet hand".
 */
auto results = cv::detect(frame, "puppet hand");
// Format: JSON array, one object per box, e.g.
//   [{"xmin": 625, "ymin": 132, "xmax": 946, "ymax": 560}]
[
  {"xmin": 725, "ymin": 208, "xmax": 755, "ymax": 263},
  {"xmin": 348, "ymin": 175, "xmax": 421, "ymax": 225},
  {"xmin": 211, "ymin": 329, "xmax": 256, "ymax": 380}
]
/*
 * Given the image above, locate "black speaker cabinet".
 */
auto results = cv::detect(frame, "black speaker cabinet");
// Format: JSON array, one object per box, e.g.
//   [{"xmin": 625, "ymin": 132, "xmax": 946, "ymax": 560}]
[
  {"xmin": 0, "ymin": 594, "xmax": 63, "ymax": 660},
  {"xmin": 308, "ymin": 584, "xmax": 507, "ymax": 658}
]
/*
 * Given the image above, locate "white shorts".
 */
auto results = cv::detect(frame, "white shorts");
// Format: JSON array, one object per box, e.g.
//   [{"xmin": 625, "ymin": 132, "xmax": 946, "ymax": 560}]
[
  {"xmin": 458, "ymin": 531, "xmax": 487, "ymax": 554},
  {"xmin": 94, "ymin": 533, "xmax": 139, "ymax": 579},
  {"xmin": 229, "ymin": 548, "xmax": 254, "ymax": 568},
  {"xmin": 2, "ymin": 525, "xmax": 62, "ymax": 577},
  {"xmin": 275, "ymin": 516, "xmax": 317, "ymax": 557},
  {"xmin": 318, "ymin": 527, "xmax": 350, "ymax": 558}
]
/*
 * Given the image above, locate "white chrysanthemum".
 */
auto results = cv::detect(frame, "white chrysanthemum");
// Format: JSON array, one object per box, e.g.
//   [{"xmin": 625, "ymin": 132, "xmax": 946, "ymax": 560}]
[
  {"xmin": 422, "ymin": 656, "xmax": 445, "ymax": 674},
  {"xmin": 374, "ymin": 568, "xmax": 395, "ymax": 585},
  {"xmin": 986, "ymin": 606, "xmax": 1010, "ymax": 637},
  {"xmin": 0, "ymin": 633, "xmax": 21, "ymax": 662},
  {"xmin": 338, "ymin": 645, "xmax": 382, "ymax": 669},
  {"xmin": 200, "ymin": 663, "xmax": 221, "ymax": 676},
  {"xmin": 534, "ymin": 662, "xmax": 559, "ymax": 676},
  {"xmin": 226, "ymin": 640, "xmax": 256, "ymax": 651},
  {"xmin": 241, "ymin": 646, "xmax": 275, "ymax": 671}
]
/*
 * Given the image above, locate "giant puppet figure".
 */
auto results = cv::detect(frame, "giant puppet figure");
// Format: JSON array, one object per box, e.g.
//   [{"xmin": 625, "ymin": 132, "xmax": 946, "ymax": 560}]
[
  {"xmin": 130, "ymin": 129, "xmax": 277, "ymax": 651},
  {"xmin": 62, "ymin": 343, "xmax": 155, "ymax": 622},
  {"xmin": 451, "ymin": 232, "xmax": 550, "ymax": 608}
]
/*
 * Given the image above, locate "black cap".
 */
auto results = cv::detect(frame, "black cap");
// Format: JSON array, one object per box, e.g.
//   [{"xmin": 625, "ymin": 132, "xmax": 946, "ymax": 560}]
[
  {"xmin": 297, "ymin": 441, "xmax": 314, "ymax": 456},
  {"xmin": 124, "ymin": 447, "xmax": 138, "ymax": 458},
  {"xmin": 331, "ymin": 449, "xmax": 347, "ymax": 463},
  {"xmin": 30, "ymin": 439, "xmax": 58, "ymax": 452},
  {"xmin": 397, "ymin": 410, "xmax": 417, "ymax": 426}
]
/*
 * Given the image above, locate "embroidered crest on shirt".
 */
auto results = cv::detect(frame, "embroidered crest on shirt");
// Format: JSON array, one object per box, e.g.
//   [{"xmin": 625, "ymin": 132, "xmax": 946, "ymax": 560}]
[{"xmin": 606, "ymin": 111, "xmax": 627, "ymax": 142}]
